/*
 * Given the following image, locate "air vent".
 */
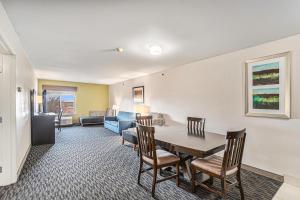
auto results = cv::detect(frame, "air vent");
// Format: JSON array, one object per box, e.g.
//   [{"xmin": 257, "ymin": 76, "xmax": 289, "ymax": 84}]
[{"xmin": 0, "ymin": 166, "xmax": 2, "ymax": 173}]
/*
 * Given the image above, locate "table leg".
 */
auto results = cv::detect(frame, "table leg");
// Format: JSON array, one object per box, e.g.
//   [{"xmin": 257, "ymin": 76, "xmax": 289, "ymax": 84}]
[{"xmin": 185, "ymin": 160, "xmax": 192, "ymax": 181}]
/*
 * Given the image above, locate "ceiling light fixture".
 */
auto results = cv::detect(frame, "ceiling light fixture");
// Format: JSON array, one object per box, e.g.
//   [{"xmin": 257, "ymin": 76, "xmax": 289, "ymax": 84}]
[
  {"xmin": 148, "ymin": 45, "xmax": 162, "ymax": 55},
  {"xmin": 115, "ymin": 47, "xmax": 124, "ymax": 52}
]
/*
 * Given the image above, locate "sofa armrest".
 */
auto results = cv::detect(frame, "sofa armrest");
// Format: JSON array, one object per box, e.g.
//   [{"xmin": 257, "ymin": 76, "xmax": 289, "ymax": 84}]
[{"xmin": 104, "ymin": 116, "xmax": 117, "ymax": 121}]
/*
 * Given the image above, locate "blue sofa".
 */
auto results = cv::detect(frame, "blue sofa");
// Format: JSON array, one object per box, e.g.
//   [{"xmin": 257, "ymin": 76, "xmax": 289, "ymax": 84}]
[{"xmin": 104, "ymin": 111, "xmax": 136, "ymax": 135}]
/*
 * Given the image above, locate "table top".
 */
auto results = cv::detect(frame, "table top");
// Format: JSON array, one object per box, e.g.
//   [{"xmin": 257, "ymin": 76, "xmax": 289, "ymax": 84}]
[{"xmin": 129, "ymin": 125, "xmax": 226, "ymax": 157}]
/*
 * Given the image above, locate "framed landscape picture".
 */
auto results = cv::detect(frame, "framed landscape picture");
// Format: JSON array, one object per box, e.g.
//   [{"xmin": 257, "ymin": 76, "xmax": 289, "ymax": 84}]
[
  {"xmin": 133, "ymin": 86, "xmax": 144, "ymax": 104},
  {"xmin": 245, "ymin": 52, "xmax": 291, "ymax": 118}
]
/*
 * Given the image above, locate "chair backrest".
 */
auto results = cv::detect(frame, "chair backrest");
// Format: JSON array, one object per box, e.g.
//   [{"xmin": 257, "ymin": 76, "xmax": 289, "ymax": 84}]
[
  {"xmin": 187, "ymin": 117, "xmax": 205, "ymax": 136},
  {"xmin": 222, "ymin": 129, "xmax": 246, "ymax": 174},
  {"xmin": 136, "ymin": 124, "xmax": 157, "ymax": 163},
  {"xmin": 136, "ymin": 116, "xmax": 153, "ymax": 126}
]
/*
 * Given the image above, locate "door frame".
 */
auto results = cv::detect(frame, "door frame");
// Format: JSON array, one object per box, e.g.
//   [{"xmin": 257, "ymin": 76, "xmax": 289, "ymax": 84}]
[{"xmin": 0, "ymin": 34, "xmax": 17, "ymax": 186}]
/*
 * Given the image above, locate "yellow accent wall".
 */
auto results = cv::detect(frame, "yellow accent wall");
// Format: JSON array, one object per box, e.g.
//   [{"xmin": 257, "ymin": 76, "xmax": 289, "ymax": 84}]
[{"xmin": 38, "ymin": 79, "xmax": 109, "ymax": 123}]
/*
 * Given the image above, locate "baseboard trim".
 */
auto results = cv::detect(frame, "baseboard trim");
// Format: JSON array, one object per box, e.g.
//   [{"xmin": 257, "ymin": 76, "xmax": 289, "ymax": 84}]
[
  {"xmin": 17, "ymin": 145, "xmax": 31, "ymax": 177},
  {"xmin": 242, "ymin": 164, "xmax": 284, "ymax": 182},
  {"xmin": 284, "ymin": 175, "xmax": 300, "ymax": 188}
]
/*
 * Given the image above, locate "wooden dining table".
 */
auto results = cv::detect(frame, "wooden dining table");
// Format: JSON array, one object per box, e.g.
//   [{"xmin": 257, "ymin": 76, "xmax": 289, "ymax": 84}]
[
  {"xmin": 129, "ymin": 124, "xmax": 227, "ymax": 181},
  {"xmin": 153, "ymin": 125, "xmax": 226, "ymax": 180},
  {"xmin": 154, "ymin": 125, "xmax": 226, "ymax": 158}
]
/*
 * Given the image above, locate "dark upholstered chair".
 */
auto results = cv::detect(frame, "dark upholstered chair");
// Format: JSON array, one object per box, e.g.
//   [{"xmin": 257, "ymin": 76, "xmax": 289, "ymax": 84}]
[
  {"xmin": 122, "ymin": 128, "xmax": 138, "ymax": 150},
  {"xmin": 55, "ymin": 109, "xmax": 63, "ymax": 131},
  {"xmin": 121, "ymin": 115, "xmax": 153, "ymax": 151},
  {"xmin": 137, "ymin": 124, "xmax": 180, "ymax": 197},
  {"xmin": 191, "ymin": 129, "xmax": 246, "ymax": 200}
]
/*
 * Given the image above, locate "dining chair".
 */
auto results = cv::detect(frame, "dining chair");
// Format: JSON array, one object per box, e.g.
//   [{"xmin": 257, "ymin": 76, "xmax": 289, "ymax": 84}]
[
  {"xmin": 55, "ymin": 109, "xmax": 63, "ymax": 132},
  {"xmin": 179, "ymin": 117, "xmax": 206, "ymax": 172},
  {"xmin": 191, "ymin": 129, "xmax": 246, "ymax": 199},
  {"xmin": 136, "ymin": 115, "xmax": 153, "ymax": 126},
  {"xmin": 137, "ymin": 124, "xmax": 180, "ymax": 197},
  {"xmin": 187, "ymin": 117, "xmax": 205, "ymax": 136}
]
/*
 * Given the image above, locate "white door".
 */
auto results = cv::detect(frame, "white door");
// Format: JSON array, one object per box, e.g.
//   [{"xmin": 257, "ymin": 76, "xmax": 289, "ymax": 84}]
[{"xmin": 0, "ymin": 53, "xmax": 16, "ymax": 185}]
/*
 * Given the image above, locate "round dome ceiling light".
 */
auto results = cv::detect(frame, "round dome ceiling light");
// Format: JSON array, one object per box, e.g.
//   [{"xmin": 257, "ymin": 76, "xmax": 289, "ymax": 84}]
[
  {"xmin": 115, "ymin": 47, "xmax": 124, "ymax": 52},
  {"xmin": 148, "ymin": 45, "xmax": 162, "ymax": 55}
]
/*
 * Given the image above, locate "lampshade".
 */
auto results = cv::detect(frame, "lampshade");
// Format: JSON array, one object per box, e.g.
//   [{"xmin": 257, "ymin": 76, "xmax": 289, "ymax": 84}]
[
  {"xmin": 134, "ymin": 104, "xmax": 150, "ymax": 116},
  {"xmin": 36, "ymin": 95, "xmax": 43, "ymax": 104},
  {"xmin": 112, "ymin": 105, "xmax": 119, "ymax": 110}
]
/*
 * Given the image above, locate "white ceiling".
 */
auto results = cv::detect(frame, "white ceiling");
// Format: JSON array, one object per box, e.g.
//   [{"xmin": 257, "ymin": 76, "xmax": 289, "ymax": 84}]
[{"xmin": 2, "ymin": 0, "xmax": 300, "ymax": 84}]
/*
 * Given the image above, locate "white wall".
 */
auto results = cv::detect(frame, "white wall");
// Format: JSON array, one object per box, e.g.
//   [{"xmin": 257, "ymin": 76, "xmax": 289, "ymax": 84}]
[
  {"xmin": 110, "ymin": 34, "xmax": 300, "ymax": 180},
  {"xmin": 0, "ymin": 2, "xmax": 36, "ymax": 185}
]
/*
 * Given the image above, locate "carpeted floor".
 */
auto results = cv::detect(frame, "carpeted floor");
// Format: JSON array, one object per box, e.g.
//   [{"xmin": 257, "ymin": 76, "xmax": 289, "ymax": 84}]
[{"xmin": 0, "ymin": 126, "xmax": 282, "ymax": 200}]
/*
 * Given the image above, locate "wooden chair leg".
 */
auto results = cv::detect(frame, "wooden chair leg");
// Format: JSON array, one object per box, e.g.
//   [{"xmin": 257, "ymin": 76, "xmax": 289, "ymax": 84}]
[
  {"xmin": 191, "ymin": 166, "xmax": 196, "ymax": 192},
  {"xmin": 176, "ymin": 162, "xmax": 180, "ymax": 187},
  {"xmin": 152, "ymin": 167, "xmax": 157, "ymax": 197},
  {"xmin": 137, "ymin": 159, "xmax": 143, "ymax": 184},
  {"xmin": 121, "ymin": 138, "xmax": 125, "ymax": 145},
  {"xmin": 237, "ymin": 171, "xmax": 245, "ymax": 200},
  {"xmin": 221, "ymin": 178, "xmax": 227, "ymax": 200},
  {"xmin": 133, "ymin": 144, "xmax": 137, "ymax": 150},
  {"xmin": 208, "ymin": 176, "xmax": 214, "ymax": 185}
]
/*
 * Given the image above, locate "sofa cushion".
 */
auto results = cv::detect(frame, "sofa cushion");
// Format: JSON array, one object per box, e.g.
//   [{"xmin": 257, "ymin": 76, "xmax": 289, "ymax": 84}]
[
  {"xmin": 105, "ymin": 121, "xmax": 118, "ymax": 127},
  {"xmin": 117, "ymin": 111, "xmax": 136, "ymax": 121}
]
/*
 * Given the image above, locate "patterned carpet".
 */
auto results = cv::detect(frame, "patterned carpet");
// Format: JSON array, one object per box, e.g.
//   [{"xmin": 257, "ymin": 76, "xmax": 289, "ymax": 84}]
[{"xmin": 0, "ymin": 126, "xmax": 282, "ymax": 200}]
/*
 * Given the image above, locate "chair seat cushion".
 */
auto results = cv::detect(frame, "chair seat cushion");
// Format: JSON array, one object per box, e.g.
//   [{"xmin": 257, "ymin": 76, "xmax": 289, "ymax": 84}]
[
  {"xmin": 143, "ymin": 150, "xmax": 180, "ymax": 166},
  {"xmin": 191, "ymin": 155, "xmax": 237, "ymax": 176}
]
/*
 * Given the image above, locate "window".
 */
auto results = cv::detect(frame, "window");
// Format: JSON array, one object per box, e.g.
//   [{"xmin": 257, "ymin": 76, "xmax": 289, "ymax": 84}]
[{"xmin": 46, "ymin": 90, "xmax": 76, "ymax": 115}]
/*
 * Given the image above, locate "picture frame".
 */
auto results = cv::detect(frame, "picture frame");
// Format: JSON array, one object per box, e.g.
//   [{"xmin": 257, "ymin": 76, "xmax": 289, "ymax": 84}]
[
  {"xmin": 133, "ymin": 86, "xmax": 144, "ymax": 104},
  {"xmin": 245, "ymin": 52, "xmax": 291, "ymax": 119}
]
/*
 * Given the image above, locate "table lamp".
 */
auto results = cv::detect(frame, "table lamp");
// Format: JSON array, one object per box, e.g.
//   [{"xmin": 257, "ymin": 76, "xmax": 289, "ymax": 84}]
[
  {"xmin": 134, "ymin": 104, "xmax": 150, "ymax": 116},
  {"xmin": 112, "ymin": 104, "xmax": 119, "ymax": 116},
  {"xmin": 36, "ymin": 95, "xmax": 43, "ymax": 113}
]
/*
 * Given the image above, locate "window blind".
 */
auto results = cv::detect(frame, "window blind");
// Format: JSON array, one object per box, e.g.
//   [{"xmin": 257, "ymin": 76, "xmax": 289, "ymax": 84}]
[{"xmin": 42, "ymin": 85, "xmax": 77, "ymax": 92}]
